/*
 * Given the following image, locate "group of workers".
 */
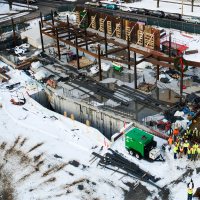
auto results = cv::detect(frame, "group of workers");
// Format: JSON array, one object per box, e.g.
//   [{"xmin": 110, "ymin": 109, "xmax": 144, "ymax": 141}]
[{"xmin": 168, "ymin": 126, "xmax": 200, "ymax": 161}]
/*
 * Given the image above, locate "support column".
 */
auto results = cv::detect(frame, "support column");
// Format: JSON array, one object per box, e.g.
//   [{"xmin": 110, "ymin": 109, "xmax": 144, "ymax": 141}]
[
  {"xmin": 98, "ymin": 44, "xmax": 102, "ymax": 81},
  {"xmin": 11, "ymin": 18, "xmax": 16, "ymax": 47},
  {"xmin": 39, "ymin": 21, "xmax": 44, "ymax": 52},
  {"xmin": 169, "ymin": 32, "xmax": 172, "ymax": 58},
  {"xmin": 134, "ymin": 52, "xmax": 137, "ymax": 89},
  {"xmin": 67, "ymin": 15, "xmax": 71, "ymax": 40},
  {"xmin": 40, "ymin": 12, "xmax": 43, "ymax": 28},
  {"xmin": 156, "ymin": 63, "xmax": 159, "ymax": 80},
  {"xmin": 56, "ymin": 28, "xmax": 61, "ymax": 60},
  {"xmin": 75, "ymin": 35, "xmax": 80, "ymax": 70},
  {"xmin": 51, "ymin": 10, "xmax": 54, "ymax": 26},
  {"xmin": 104, "ymin": 20, "xmax": 108, "ymax": 57},
  {"xmin": 127, "ymin": 36, "xmax": 130, "ymax": 70},
  {"xmin": 85, "ymin": 28, "xmax": 88, "ymax": 51}
]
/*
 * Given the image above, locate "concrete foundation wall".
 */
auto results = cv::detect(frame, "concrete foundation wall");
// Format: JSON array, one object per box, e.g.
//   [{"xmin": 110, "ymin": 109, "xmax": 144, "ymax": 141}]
[{"xmin": 45, "ymin": 87, "xmax": 136, "ymax": 139}]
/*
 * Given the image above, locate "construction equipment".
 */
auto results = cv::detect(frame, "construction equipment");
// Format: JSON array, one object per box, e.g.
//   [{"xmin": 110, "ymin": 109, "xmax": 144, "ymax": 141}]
[
  {"xmin": 125, "ymin": 127, "xmax": 164, "ymax": 161},
  {"xmin": 112, "ymin": 62, "xmax": 123, "ymax": 72}
]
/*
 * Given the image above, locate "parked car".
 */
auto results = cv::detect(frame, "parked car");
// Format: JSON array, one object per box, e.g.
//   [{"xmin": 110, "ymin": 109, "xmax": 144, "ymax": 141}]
[
  {"xmin": 149, "ymin": 10, "xmax": 165, "ymax": 18},
  {"xmin": 24, "ymin": 0, "xmax": 37, "ymax": 4},
  {"xmin": 137, "ymin": 8, "xmax": 149, "ymax": 15},
  {"xmin": 106, "ymin": 4, "xmax": 118, "ymax": 10},
  {"xmin": 120, "ymin": 6, "xmax": 132, "ymax": 12},
  {"xmin": 182, "ymin": 16, "xmax": 200, "ymax": 24},
  {"xmin": 165, "ymin": 13, "xmax": 182, "ymax": 21}
]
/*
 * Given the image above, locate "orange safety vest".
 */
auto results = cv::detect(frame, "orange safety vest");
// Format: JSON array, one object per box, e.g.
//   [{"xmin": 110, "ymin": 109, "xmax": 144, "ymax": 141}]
[
  {"xmin": 168, "ymin": 137, "xmax": 173, "ymax": 145},
  {"xmin": 173, "ymin": 129, "xmax": 179, "ymax": 136},
  {"xmin": 179, "ymin": 147, "xmax": 184, "ymax": 153}
]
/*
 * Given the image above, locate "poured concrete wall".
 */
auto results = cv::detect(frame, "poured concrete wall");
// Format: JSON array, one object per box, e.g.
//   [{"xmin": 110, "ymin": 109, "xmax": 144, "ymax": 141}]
[{"xmin": 44, "ymin": 87, "xmax": 136, "ymax": 139}]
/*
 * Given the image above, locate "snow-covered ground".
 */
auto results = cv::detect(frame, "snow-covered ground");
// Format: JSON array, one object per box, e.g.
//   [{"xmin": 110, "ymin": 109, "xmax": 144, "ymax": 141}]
[{"xmin": 1, "ymin": 57, "xmax": 200, "ymax": 199}]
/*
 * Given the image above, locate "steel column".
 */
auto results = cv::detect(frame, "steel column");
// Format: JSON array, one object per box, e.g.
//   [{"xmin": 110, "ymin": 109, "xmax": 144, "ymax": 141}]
[
  {"xmin": 75, "ymin": 35, "xmax": 80, "ymax": 70},
  {"xmin": 98, "ymin": 44, "xmax": 102, "ymax": 81},
  {"xmin": 11, "ymin": 18, "xmax": 16, "ymax": 47},
  {"xmin": 39, "ymin": 21, "xmax": 44, "ymax": 52},
  {"xmin": 127, "ymin": 37, "xmax": 131, "ymax": 70},
  {"xmin": 56, "ymin": 28, "xmax": 61, "ymax": 60},
  {"xmin": 134, "ymin": 52, "xmax": 137, "ymax": 89},
  {"xmin": 40, "ymin": 12, "xmax": 43, "ymax": 28}
]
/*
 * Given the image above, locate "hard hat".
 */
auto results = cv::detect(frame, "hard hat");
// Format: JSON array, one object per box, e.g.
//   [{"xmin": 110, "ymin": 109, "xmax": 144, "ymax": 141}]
[
  {"xmin": 187, "ymin": 127, "xmax": 189, "ymax": 129},
  {"xmin": 195, "ymin": 127, "xmax": 197, "ymax": 130}
]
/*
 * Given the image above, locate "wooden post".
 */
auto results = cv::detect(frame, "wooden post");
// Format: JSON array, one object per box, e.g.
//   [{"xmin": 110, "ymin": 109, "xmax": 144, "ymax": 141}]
[
  {"xmin": 75, "ymin": 35, "xmax": 80, "ymax": 70},
  {"xmin": 39, "ymin": 21, "xmax": 44, "ymax": 52},
  {"xmin": 134, "ymin": 52, "xmax": 137, "ymax": 89},
  {"xmin": 40, "ymin": 12, "xmax": 43, "ymax": 28},
  {"xmin": 11, "ymin": 18, "xmax": 16, "ymax": 47},
  {"xmin": 104, "ymin": 20, "xmax": 108, "ymax": 57},
  {"xmin": 127, "ymin": 36, "xmax": 130, "ymax": 70},
  {"xmin": 56, "ymin": 28, "xmax": 61, "ymax": 60},
  {"xmin": 98, "ymin": 44, "xmax": 102, "ymax": 81}
]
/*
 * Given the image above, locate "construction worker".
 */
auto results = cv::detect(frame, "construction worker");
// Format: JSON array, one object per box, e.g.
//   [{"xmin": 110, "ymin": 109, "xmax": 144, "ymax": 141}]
[
  {"xmin": 179, "ymin": 145, "xmax": 184, "ymax": 158},
  {"xmin": 173, "ymin": 127, "xmax": 179, "ymax": 142},
  {"xmin": 193, "ymin": 127, "xmax": 199, "ymax": 138},
  {"xmin": 183, "ymin": 140, "xmax": 190, "ymax": 155},
  {"xmin": 198, "ymin": 145, "xmax": 200, "ymax": 160},
  {"xmin": 187, "ymin": 147, "xmax": 191, "ymax": 160},
  {"xmin": 191, "ymin": 146, "xmax": 196, "ymax": 161},
  {"xmin": 187, "ymin": 179, "xmax": 194, "ymax": 200},
  {"xmin": 186, "ymin": 127, "xmax": 192, "ymax": 141},
  {"xmin": 173, "ymin": 144, "xmax": 178, "ymax": 159},
  {"xmin": 168, "ymin": 135, "xmax": 173, "ymax": 151},
  {"xmin": 193, "ymin": 142, "xmax": 199, "ymax": 161}
]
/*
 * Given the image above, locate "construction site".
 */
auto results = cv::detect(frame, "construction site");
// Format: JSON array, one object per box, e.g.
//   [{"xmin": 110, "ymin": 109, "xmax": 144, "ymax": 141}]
[{"xmin": 0, "ymin": 6, "xmax": 200, "ymax": 140}]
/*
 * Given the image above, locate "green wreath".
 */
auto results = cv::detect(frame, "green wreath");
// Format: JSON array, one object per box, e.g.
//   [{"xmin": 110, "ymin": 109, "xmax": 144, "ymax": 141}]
[{"xmin": 174, "ymin": 57, "xmax": 188, "ymax": 72}]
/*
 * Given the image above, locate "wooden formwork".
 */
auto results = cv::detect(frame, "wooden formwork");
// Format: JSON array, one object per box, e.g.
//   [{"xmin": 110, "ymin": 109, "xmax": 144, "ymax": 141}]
[
  {"xmin": 116, "ymin": 23, "xmax": 121, "ymax": 38},
  {"xmin": 91, "ymin": 16, "xmax": 97, "ymax": 29},
  {"xmin": 107, "ymin": 21, "xmax": 112, "ymax": 36},
  {"xmin": 137, "ymin": 30, "xmax": 144, "ymax": 46},
  {"xmin": 76, "ymin": 11, "xmax": 80, "ymax": 25},
  {"xmin": 99, "ymin": 18, "xmax": 105, "ymax": 32}
]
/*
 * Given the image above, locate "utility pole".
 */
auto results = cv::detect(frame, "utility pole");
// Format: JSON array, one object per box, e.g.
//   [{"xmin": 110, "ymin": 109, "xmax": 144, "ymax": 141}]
[{"xmin": 98, "ymin": 44, "xmax": 102, "ymax": 81}]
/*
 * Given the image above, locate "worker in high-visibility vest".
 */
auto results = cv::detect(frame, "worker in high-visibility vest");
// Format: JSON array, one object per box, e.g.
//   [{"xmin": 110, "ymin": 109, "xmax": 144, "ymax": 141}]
[
  {"xmin": 193, "ymin": 127, "xmax": 199, "ymax": 138},
  {"xmin": 198, "ymin": 145, "xmax": 200, "ymax": 160},
  {"xmin": 187, "ymin": 147, "xmax": 191, "ymax": 160},
  {"xmin": 191, "ymin": 147, "xmax": 196, "ymax": 161},
  {"xmin": 183, "ymin": 140, "xmax": 190, "ymax": 155},
  {"xmin": 173, "ymin": 127, "xmax": 179, "ymax": 142},
  {"xmin": 186, "ymin": 127, "xmax": 192, "ymax": 140},
  {"xmin": 179, "ymin": 145, "xmax": 184, "ymax": 158},
  {"xmin": 193, "ymin": 142, "xmax": 199, "ymax": 161},
  {"xmin": 168, "ymin": 135, "xmax": 173, "ymax": 151},
  {"xmin": 173, "ymin": 145, "xmax": 178, "ymax": 159},
  {"xmin": 187, "ymin": 179, "xmax": 194, "ymax": 200}
]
